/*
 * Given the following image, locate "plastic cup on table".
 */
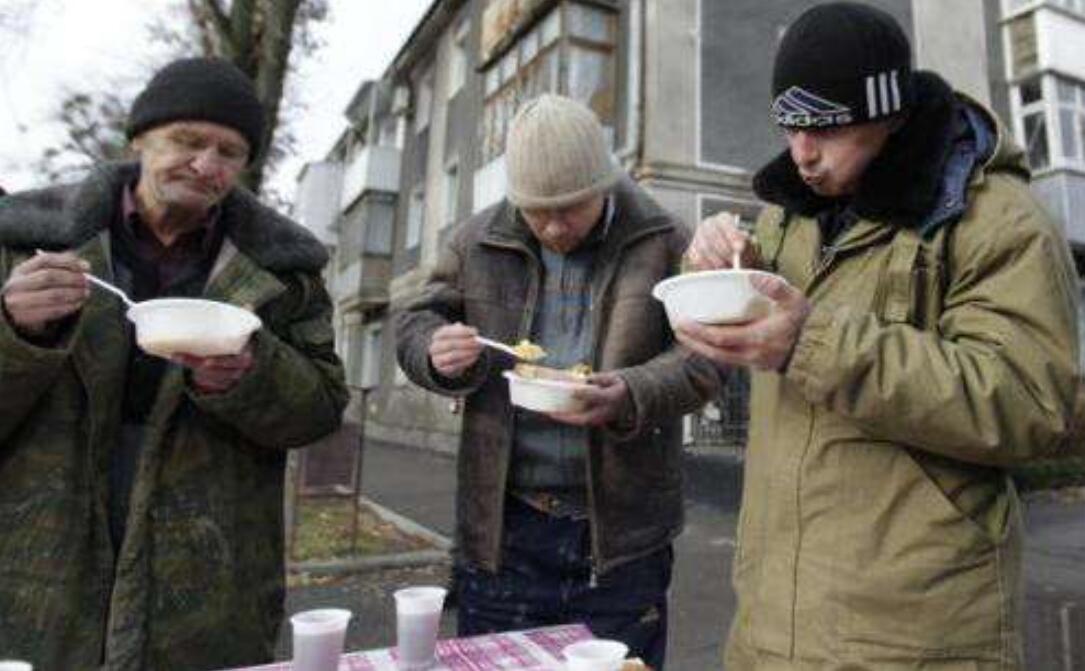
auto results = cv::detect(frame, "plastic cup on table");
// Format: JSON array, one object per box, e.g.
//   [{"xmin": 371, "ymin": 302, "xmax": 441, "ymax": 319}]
[
  {"xmin": 393, "ymin": 586, "xmax": 447, "ymax": 670},
  {"xmin": 290, "ymin": 608, "xmax": 352, "ymax": 671},
  {"xmin": 562, "ymin": 639, "xmax": 629, "ymax": 671}
]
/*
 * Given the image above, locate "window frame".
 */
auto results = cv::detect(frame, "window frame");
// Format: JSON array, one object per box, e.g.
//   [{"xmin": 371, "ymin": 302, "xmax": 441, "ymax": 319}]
[
  {"xmin": 476, "ymin": 1, "xmax": 617, "ymax": 166},
  {"xmin": 405, "ymin": 185, "xmax": 425, "ymax": 250},
  {"xmin": 442, "ymin": 158, "xmax": 460, "ymax": 229},
  {"xmin": 448, "ymin": 19, "xmax": 470, "ymax": 100},
  {"xmin": 1013, "ymin": 72, "xmax": 1085, "ymax": 173}
]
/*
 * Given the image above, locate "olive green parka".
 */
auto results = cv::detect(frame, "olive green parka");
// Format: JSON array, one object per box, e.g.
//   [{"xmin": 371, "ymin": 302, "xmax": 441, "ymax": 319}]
[
  {"xmin": 726, "ymin": 74, "xmax": 1080, "ymax": 670},
  {"xmin": 0, "ymin": 163, "xmax": 348, "ymax": 671}
]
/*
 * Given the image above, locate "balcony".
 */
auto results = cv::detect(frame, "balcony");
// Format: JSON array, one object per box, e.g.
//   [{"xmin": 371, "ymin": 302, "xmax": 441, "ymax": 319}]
[
  {"xmin": 293, "ymin": 161, "xmax": 343, "ymax": 246},
  {"xmin": 340, "ymin": 145, "xmax": 402, "ymax": 211},
  {"xmin": 333, "ymin": 257, "xmax": 392, "ymax": 309}
]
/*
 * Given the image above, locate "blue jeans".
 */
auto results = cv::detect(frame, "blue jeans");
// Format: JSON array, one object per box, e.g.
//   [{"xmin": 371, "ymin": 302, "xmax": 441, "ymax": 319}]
[{"xmin": 456, "ymin": 496, "xmax": 673, "ymax": 669}]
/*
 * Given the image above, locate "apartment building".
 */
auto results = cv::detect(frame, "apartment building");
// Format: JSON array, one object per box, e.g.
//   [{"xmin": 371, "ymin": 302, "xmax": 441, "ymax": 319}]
[{"xmin": 294, "ymin": 0, "xmax": 1085, "ymax": 452}]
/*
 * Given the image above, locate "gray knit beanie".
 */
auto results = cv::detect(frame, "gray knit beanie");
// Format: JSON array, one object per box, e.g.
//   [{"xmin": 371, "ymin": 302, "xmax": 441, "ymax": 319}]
[{"xmin": 505, "ymin": 94, "xmax": 622, "ymax": 209}]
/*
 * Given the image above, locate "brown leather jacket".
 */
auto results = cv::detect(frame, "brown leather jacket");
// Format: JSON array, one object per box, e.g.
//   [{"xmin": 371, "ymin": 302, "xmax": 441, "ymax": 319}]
[{"xmin": 396, "ymin": 178, "xmax": 724, "ymax": 575}]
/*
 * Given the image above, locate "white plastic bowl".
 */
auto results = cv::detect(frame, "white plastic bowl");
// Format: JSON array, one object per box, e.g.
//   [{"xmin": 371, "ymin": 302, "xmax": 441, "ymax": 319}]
[
  {"xmin": 503, "ymin": 370, "xmax": 591, "ymax": 413},
  {"xmin": 652, "ymin": 269, "xmax": 778, "ymax": 326},
  {"xmin": 126, "ymin": 298, "xmax": 262, "ymax": 359}
]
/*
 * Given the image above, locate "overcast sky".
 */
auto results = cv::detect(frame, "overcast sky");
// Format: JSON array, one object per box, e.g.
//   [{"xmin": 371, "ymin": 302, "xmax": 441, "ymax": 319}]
[{"xmin": 0, "ymin": 0, "xmax": 431, "ymax": 196}]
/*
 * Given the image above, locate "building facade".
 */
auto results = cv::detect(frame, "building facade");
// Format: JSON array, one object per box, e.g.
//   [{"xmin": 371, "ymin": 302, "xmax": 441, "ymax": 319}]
[{"xmin": 294, "ymin": 0, "xmax": 1085, "ymax": 452}]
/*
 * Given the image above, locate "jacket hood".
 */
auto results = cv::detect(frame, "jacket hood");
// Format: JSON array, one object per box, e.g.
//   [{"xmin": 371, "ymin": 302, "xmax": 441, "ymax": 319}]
[
  {"xmin": 753, "ymin": 71, "xmax": 1028, "ymax": 231},
  {"xmin": 0, "ymin": 162, "xmax": 328, "ymax": 272}
]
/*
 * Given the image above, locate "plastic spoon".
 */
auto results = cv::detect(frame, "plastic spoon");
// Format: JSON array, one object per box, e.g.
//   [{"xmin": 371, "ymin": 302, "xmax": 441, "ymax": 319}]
[
  {"xmin": 475, "ymin": 336, "xmax": 544, "ymax": 361},
  {"xmin": 28, "ymin": 249, "xmax": 136, "ymax": 309},
  {"xmin": 84, "ymin": 273, "xmax": 136, "ymax": 308}
]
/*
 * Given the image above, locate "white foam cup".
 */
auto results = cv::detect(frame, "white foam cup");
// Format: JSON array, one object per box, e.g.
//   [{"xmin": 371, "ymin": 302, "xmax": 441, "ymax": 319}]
[
  {"xmin": 290, "ymin": 608, "xmax": 352, "ymax": 671},
  {"xmin": 562, "ymin": 639, "xmax": 629, "ymax": 671},
  {"xmin": 393, "ymin": 586, "xmax": 447, "ymax": 670}
]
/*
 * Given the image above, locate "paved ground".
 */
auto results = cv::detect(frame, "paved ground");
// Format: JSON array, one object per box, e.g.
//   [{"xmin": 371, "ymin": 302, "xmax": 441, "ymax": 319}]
[{"xmin": 287, "ymin": 440, "xmax": 1085, "ymax": 670}]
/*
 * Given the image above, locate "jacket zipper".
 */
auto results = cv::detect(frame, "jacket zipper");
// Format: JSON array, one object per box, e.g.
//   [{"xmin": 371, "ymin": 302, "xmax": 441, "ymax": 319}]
[
  {"xmin": 584, "ymin": 223, "xmax": 671, "ymax": 579},
  {"xmin": 479, "ymin": 238, "xmax": 541, "ymax": 573}
]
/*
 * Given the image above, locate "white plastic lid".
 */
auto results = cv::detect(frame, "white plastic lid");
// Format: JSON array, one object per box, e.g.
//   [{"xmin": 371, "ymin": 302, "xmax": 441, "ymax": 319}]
[
  {"xmin": 393, "ymin": 586, "xmax": 447, "ymax": 615},
  {"xmin": 289, "ymin": 608, "xmax": 353, "ymax": 635}
]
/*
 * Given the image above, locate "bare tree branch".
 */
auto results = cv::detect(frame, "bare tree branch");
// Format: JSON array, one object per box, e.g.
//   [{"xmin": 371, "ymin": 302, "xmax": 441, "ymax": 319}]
[
  {"xmin": 30, "ymin": 0, "xmax": 328, "ymax": 202},
  {"xmin": 229, "ymin": 0, "xmax": 259, "ymax": 74}
]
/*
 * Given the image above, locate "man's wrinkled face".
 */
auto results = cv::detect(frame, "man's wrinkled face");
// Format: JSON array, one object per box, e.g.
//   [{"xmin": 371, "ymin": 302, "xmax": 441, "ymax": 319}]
[
  {"xmin": 521, "ymin": 195, "xmax": 606, "ymax": 254},
  {"xmin": 132, "ymin": 121, "xmax": 249, "ymax": 213},
  {"xmin": 784, "ymin": 119, "xmax": 896, "ymax": 197}
]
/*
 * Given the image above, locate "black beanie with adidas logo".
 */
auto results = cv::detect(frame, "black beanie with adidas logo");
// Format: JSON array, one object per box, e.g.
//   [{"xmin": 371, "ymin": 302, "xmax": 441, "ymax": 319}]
[{"xmin": 771, "ymin": 2, "xmax": 914, "ymax": 128}]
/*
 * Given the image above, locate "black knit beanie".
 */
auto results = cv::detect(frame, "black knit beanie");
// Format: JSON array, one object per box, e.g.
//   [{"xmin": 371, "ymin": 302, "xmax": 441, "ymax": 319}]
[
  {"xmin": 772, "ymin": 2, "xmax": 913, "ymax": 128},
  {"xmin": 126, "ymin": 57, "xmax": 265, "ymax": 157}
]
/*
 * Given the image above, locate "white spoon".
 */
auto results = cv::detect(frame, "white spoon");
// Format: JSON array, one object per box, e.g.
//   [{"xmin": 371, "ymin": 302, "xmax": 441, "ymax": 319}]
[
  {"xmin": 475, "ymin": 336, "xmax": 545, "ymax": 361},
  {"xmin": 84, "ymin": 273, "xmax": 136, "ymax": 308},
  {"xmin": 30, "ymin": 249, "xmax": 136, "ymax": 309}
]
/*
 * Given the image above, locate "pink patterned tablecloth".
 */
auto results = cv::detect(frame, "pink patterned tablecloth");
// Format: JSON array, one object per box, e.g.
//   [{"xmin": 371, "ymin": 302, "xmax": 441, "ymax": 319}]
[{"xmin": 223, "ymin": 623, "xmax": 592, "ymax": 671}]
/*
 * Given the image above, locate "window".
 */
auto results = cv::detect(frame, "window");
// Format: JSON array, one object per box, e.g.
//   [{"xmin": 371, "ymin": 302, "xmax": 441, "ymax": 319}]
[
  {"xmin": 1016, "ymin": 76, "xmax": 1050, "ymax": 170},
  {"xmin": 1014, "ymin": 74, "xmax": 1085, "ymax": 171},
  {"xmin": 360, "ymin": 324, "xmax": 383, "ymax": 390},
  {"xmin": 443, "ymin": 161, "xmax": 460, "ymax": 228},
  {"xmin": 476, "ymin": 2, "xmax": 616, "ymax": 166},
  {"xmin": 406, "ymin": 187, "xmax": 424, "ymax": 249},
  {"xmin": 1007, "ymin": 14, "xmax": 1037, "ymax": 78},
  {"xmin": 1055, "ymin": 77, "xmax": 1085, "ymax": 164},
  {"xmin": 378, "ymin": 115, "xmax": 398, "ymax": 148},
  {"xmin": 343, "ymin": 321, "xmax": 364, "ymax": 388},
  {"xmin": 414, "ymin": 70, "xmax": 434, "ymax": 132},
  {"xmin": 364, "ymin": 199, "xmax": 394, "ymax": 254},
  {"xmin": 448, "ymin": 20, "xmax": 469, "ymax": 99}
]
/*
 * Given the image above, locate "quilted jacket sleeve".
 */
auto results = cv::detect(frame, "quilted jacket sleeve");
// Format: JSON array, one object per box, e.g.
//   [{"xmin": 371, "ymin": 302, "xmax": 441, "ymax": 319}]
[{"xmin": 785, "ymin": 174, "xmax": 1080, "ymax": 466}]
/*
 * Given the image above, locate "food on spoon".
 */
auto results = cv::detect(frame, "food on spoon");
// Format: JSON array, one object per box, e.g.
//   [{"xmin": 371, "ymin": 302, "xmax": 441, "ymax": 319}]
[
  {"xmin": 513, "ymin": 362, "xmax": 592, "ymax": 382},
  {"xmin": 510, "ymin": 339, "xmax": 547, "ymax": 361}
]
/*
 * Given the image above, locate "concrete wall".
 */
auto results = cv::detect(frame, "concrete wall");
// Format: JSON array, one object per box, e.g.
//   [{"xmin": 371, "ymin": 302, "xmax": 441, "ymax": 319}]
[{"xmin": 914, "ymin": 0, "xmax": 994, "ymax": 106}]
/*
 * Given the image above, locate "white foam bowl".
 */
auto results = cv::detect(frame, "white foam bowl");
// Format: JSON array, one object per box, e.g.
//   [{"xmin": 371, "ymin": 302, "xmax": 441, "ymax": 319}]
[
  {"xmin": 652, "ymin": 269, "xmax": 778, "ymax": 326},
  {"xmin": 126, "ymin": 298, "xmax": 262, "ymax": 359},
  {"xmin": 503, "ymin": 370, "xmax": 591, "ymax": 413}
]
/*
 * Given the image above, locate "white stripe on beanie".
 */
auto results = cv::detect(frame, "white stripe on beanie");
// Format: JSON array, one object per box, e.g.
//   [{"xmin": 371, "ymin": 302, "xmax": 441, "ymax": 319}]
[{"xmin": 865, "ymin": 70, "xmax": 902, "ymax": 119}]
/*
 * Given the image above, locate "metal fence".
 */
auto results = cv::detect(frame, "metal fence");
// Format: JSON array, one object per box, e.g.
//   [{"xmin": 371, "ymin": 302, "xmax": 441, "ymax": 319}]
[{"xmin": 691, "ymin": 369, "xmax": 750, "ymax": 449}]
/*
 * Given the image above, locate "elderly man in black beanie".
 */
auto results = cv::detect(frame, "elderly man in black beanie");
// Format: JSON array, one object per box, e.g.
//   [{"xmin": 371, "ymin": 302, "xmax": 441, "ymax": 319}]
[
  {"xmin": 0, "ymin": 57, "xmax": 347, "ymax": 670},
  {"xmin": 678, "ymin": 3, "xmax": 1079, "ymax": 670}
]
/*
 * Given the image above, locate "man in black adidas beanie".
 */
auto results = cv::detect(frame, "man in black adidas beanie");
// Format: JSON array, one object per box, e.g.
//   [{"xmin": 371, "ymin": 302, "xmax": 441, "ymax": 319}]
[
  {"xmin": 0, "ymin": 57, "xmax": 346, "ymax": 669},
  {"xmin": 677, "ymin": 3, "xmax": 1078, "ymax": 669}
]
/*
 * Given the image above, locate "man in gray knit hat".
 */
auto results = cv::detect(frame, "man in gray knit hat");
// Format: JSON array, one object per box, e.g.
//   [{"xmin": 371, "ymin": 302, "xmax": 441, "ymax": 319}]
[
  {"xmin": 0, "ymin": 57, "xmax": 346, "ymax": 670},
  {"xmin": 397, "ymin": 94, "xmax": 723, "ymax": 669}
]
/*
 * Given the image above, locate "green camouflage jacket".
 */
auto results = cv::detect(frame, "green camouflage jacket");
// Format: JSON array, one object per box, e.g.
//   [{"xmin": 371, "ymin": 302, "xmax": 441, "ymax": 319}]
[{"xmin": 0, "ymin": 163, "xmax": 348, "ymax": 671}]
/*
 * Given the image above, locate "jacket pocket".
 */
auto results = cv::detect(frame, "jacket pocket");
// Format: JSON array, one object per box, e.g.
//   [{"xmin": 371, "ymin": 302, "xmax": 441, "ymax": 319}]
[
  {"xmin": 874, "ymin": 228, "xmax": 946, "ymax": 329},
  {"xmin": 832, "ymin": 442, "xmax": 1008, "ymax": 658}
]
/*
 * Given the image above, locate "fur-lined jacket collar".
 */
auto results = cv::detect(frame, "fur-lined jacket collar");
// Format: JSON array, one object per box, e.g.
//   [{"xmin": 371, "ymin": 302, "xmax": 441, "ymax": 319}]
[{"xmin": 0, "ymin": 162, "xmax": 328, "ymax": 272}]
